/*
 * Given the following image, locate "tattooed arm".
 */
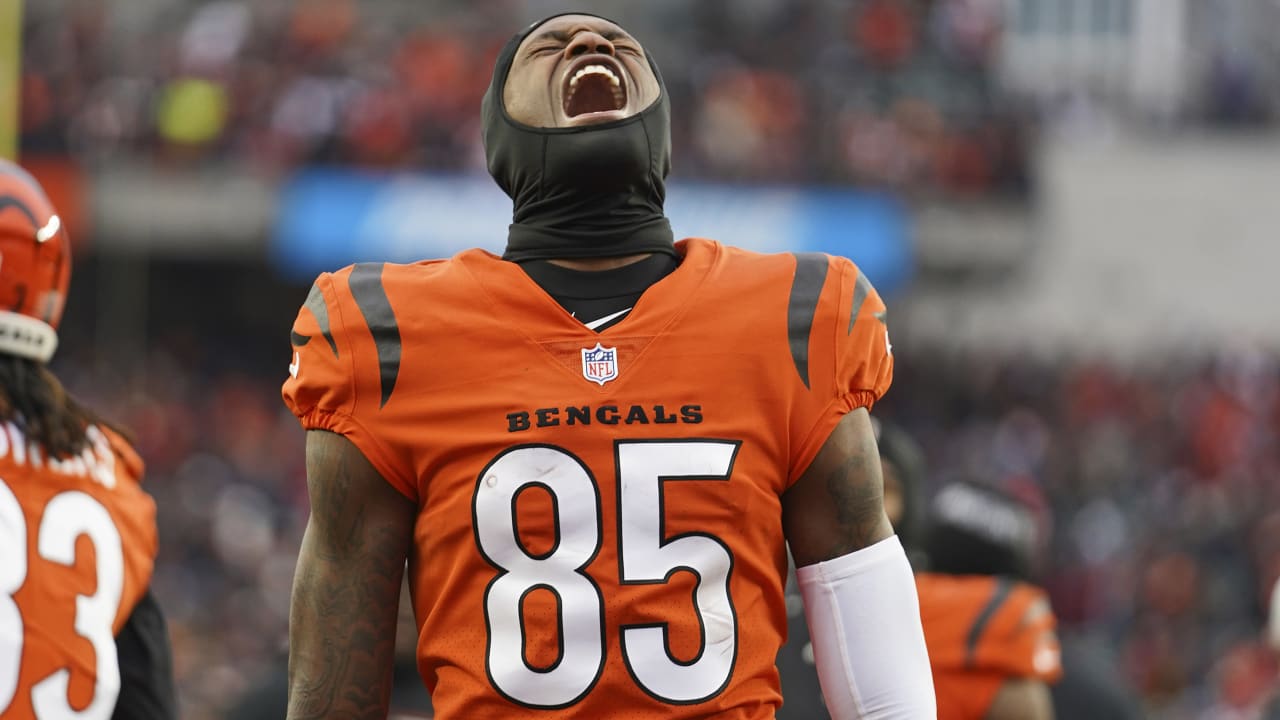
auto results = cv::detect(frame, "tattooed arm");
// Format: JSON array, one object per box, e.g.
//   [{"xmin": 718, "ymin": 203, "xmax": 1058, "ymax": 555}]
[
  {"xmin": 782, "ymin": 407, "xmax": 893, "ymax": 566},
  {"xmin": 781, "ymin": 408, "xmax": 935, "ymax": 719},
  {"xmin": 287, "ymin": 430, "xmax": 417, "ymax": 720}
]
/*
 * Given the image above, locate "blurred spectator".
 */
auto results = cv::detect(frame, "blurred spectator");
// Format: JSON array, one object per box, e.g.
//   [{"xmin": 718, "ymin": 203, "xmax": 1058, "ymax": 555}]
[
  {"xmin": 155, "ymin": 77, "xmax": 228, "ymax": 149},
  {"xmin": 692, "ymin": 66, "xmax": 806, "ymax": 181},
  {"xmin": 851, "ymin": 0, "xmax": 919, "ymax": 68}
]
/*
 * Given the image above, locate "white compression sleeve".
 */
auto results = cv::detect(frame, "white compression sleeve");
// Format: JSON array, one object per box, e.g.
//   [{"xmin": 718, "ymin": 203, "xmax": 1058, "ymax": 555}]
[
  {"xmin": 796, "ymin": 535, "xmax": 936, "ymax": 719},
  {"xmin": 1269, "ymin": 576, "xmax": 1280, "ymax": 651}
]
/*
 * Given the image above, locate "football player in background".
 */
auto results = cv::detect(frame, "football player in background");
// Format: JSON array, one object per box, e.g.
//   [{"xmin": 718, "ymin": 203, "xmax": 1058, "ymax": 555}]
[
  {"xmin": 783, "ymin": 420, "xmax": 1061, "ymax": 719},
  {"xmin": 830, "ymin": 418, "xmax": 1137, "ymax": 720},
  {"xmin": 0, "ymin": 160, "xmax": 175, "ymax": 719},
  {"xmin": 916, "ymin": 480, "xmax": 1062, "ymax": 720},
  {"xmin": 919, "ymin": 474, "xmax": 1142, "ymax": 720},
  {"xmin": 283, "ymin": 12, "xmax": 934, "ymax": 720},
  {"xmin": 780, "ymin": 419, "xmax": 1062, "ymax": 720}
]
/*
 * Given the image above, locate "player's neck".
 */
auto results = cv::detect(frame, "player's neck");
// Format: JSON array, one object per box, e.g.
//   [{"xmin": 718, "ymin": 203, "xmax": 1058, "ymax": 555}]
[{"xmin": 544, "ymin": 253, "xmax": 654, "ymax": 272}]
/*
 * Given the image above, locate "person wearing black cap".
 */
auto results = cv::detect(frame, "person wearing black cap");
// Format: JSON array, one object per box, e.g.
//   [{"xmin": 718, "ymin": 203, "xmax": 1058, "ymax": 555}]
[{"xmin": 282, "ymin": 13, "xmax": 934, "ymax": 719}]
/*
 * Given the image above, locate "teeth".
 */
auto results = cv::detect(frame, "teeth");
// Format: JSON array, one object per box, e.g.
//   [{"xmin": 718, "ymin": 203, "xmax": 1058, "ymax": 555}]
[
  {"xmin": 565, "ymin": 63, "xmax": 626, "ymax": 113},
  {"xmin": 569, "ymin": 64, "xmax": 621, "ymax": 88}
]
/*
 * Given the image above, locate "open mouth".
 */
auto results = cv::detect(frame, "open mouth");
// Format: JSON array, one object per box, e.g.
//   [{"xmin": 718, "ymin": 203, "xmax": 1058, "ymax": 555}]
[{"xmin": 563, "ymin": 58, "xmax": 627, "ymax": 118}]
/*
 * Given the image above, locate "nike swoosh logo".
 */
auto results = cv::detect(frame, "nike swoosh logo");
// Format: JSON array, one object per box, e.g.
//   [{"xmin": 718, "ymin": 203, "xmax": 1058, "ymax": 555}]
[{"xmin": 583, "ymin": 307, "xmax": 632, "ymax": 330}]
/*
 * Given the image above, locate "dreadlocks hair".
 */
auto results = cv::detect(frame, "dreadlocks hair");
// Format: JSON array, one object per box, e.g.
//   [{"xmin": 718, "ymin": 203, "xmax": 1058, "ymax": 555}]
[{"xmin": 0, "ymin": 354, "xmax": 122, "ymax": 459}]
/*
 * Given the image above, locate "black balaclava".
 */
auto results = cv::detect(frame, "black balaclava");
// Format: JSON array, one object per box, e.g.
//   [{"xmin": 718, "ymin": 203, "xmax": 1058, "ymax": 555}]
[{"xmin": 482, "ymin": 12, "xmax": 677, "ymax": 262}]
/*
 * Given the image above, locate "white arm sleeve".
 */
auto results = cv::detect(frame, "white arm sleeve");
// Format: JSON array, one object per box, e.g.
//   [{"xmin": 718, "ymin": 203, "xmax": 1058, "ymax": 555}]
[
  {"xmin": 1269, "ymin": 576, "xmax": 1280, "ymax": 651},
  {"xmin": 796, "ymin": 535, "xmax": 936, "ymax": 719}
]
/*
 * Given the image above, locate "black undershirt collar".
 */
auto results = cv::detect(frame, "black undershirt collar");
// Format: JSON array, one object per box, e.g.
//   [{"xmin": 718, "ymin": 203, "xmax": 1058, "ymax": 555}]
[{"xmin": 518, "ymin": 254, "xmax": 680, "ymax": 332}]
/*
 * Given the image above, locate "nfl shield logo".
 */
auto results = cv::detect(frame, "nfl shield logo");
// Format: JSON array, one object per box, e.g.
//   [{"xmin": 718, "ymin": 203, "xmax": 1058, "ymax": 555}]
[{"xmin": 581, "ymin": 342, "xmax": 619, "ymax": 386}]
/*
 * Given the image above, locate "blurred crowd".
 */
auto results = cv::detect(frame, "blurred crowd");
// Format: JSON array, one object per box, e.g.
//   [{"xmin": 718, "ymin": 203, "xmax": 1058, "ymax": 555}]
[
  {"xmin": 21, "ymin": 0, "xmax": 1032, "ymax": 198},
  {"xmin": 24, "ymin": 0, "xmax": 1279, "ymax": 201},
  {"xmin": 49, "ymin": 335, "xmax": 1280, "ymax": 719}
]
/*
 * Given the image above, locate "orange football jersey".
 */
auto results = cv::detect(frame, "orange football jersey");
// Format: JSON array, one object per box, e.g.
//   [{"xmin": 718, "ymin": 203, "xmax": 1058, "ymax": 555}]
[
  {"xmin": 0, "ymin": 424, "xmax": 157, "ymax": 720},
  {"xmin": 282, "ymin": 238, "xmax": 893, "ymax": 718},
  {"xmin": 916, "ymin": 573, "xmax": 1063, "ymax": 720}
]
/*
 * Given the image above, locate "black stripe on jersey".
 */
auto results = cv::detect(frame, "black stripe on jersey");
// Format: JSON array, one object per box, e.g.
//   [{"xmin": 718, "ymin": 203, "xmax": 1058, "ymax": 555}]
[
  {"xmin": 964, "ymin": 577, "xmax": 1014, "ymax": 669},
  {"xmin": 349, "ymin": 263, "xmax": 402, "ymax": 408},
  {"xmin": 301, "ymin": 282, "xmax": 339, "ymax": 356},
  {"xmin": 847, "ymin": 269, "xmax": 874, "ymax": 335},
  {"xmin": 787, "ymin": 253, "xmax": 829, "ymax": 390}
]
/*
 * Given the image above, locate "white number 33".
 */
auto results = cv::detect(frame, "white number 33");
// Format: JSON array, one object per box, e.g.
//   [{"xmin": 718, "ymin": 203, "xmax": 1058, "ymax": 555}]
[{"xmin": 0, "ymin": 479, "xmax": 125, "ymax": 719}]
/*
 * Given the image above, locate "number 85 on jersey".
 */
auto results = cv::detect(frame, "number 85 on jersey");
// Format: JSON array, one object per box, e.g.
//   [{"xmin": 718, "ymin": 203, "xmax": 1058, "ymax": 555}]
[{"xmin": 473, "ymin": 439, "xmax": 740, "ymax": 709}]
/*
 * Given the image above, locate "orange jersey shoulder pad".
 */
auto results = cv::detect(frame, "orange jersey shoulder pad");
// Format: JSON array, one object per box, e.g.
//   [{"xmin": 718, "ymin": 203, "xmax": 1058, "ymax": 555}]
[
  {"xmin": 281, "ymin": 260, "xmax": 454, "ymax": 499},
  {"xmin": 771, "ymin": 250, "xmax": 893, "ymax": 484},
  {"xmin": 282, "ymin": 269, "xmax": 356, "ymax": 421},
  {"xmin": 97, "ymin": 424, "xmax": 145, "ymax": 483},
  {"xmin": 916, "ymin": 573, "xmax": 1063, "ymax": 682},
  {"xmin": 783, "ymin": 252, "xmax": 893, "ymax": 407}
]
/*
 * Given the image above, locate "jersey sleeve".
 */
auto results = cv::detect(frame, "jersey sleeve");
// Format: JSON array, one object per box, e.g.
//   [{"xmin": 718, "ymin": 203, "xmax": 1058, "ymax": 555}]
[
  {"xmin": 920, "ymin": 576, "xmax": 1063, "ymax": 682},
  {"xmin": 787, "ymin": 254, "xmax": 895, "ymax": 484},
  {"xmin": 832, "ymin": 257, "xmax": 894, "ymax": 412},
  {"xmin": 969, "ymin": 582, "xmax": 1063, "ymax": 682},
  {"xmin": 281, "ymin": 271, "xmax": 418, "ymax": 500},
  {"xmin": 917, "ymin": 575, "xmax": 1062, "ymax": 720}
]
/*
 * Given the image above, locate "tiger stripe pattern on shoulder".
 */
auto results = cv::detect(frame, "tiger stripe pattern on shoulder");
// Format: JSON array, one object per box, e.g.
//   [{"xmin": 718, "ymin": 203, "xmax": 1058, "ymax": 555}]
[
  {"xmin": 349, "ymin": 263, "xmax": 402, "ymax": 408},
  {"xmin": 294, "ymin": 282, "xmax": 339, "ymax": 356},
  {"xmin": 786, "ymin": 253, "xmax": 830, "ymax": 390}
]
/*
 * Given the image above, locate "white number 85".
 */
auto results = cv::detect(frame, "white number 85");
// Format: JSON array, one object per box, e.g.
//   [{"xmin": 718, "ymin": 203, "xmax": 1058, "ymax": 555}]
[{"xmin": 473, "ymin": 439, "xmax": 741, "ymax": 709}]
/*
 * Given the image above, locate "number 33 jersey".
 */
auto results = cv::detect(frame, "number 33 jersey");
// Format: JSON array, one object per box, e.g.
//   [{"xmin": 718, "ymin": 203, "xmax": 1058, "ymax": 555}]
[
  {"xmin": 0, "ymin": 426, "xmax": 156, "ymax": 719},
  {"xmin": 283, "ymin": 238, "xmax": 893, "ymax": 718}
]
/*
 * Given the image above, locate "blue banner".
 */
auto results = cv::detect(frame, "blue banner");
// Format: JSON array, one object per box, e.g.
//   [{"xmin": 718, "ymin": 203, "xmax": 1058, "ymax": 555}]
[{"xmin": 273, "ymin": 170, "xmax": 912, "ymax": 293}]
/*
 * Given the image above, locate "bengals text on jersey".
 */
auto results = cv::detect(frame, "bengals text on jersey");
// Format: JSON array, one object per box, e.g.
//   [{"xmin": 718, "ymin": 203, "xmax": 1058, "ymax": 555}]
[{"xmin": 282, "ymin": 238, "xmax": 893, "ymax": 718}]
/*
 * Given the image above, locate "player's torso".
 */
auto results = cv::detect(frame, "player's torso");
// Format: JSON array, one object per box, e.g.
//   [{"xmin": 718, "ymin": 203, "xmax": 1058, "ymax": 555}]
[
  {"xmin": 0, "ymin": 425, "xmax": 156, "ymax": 720},
  {"xmin": 380, "ymin": 242, "xmax": 818, "ymax": 718}
]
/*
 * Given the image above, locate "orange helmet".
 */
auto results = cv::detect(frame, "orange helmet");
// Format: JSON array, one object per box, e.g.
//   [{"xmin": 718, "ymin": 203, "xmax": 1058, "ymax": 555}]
[{"xmin": 0, "ymin": 160, "xmax": 70, "ymax": 362}]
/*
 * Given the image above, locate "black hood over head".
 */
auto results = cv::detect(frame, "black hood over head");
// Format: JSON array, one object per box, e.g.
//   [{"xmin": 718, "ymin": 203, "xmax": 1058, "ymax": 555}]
[{"xmin": 481, "ymin": 12, "xmax": 677, "ymax": 262}]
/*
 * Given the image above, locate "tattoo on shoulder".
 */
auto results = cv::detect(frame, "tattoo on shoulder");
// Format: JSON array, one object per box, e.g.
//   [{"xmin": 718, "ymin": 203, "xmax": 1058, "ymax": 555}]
[{"xmin": 822, "ymin": 442, "xmax": 886, "ymax": 557}]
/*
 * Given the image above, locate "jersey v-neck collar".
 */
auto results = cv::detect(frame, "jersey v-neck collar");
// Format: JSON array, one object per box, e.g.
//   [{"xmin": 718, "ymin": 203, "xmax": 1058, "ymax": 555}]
[
  {"xmin": 515, "ymin": 253, "xmax": 678, "ymax": 332},
  {"xmin": 517, "ymin": 253, "xmax": 679, "ymax": 302},
  {"xmin": 458, "ymin": 239, "xmax": 718, "ymax": 341}
]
